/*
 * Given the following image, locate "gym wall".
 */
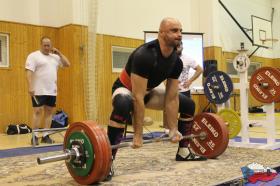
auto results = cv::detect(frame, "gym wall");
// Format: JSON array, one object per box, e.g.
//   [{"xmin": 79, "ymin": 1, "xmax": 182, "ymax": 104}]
[{"xmin": 0, "ymin": 21, "xmax": 87, "ymax": 132}]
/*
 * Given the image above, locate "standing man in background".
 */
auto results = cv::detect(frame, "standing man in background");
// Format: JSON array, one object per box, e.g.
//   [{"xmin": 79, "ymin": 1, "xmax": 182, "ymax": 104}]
[
  {"xmin": 177, "ymin": 41, "xmax": 203, "ymax": 98},
  {"xmin": 25, "ymin": 36, "xmax": 70, "ymax": 145}
]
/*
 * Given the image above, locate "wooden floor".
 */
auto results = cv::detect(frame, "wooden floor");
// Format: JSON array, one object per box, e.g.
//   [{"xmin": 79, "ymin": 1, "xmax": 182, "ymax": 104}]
[{"xmin": 1, "ymin": 113, "xmax": 280, "ymax": 150}]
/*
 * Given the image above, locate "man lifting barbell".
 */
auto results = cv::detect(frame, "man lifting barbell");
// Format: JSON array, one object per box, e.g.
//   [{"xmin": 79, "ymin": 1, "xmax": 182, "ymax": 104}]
[
  {"xmin": 106, "ymin": 17, "xmax": 206, "ymax": 181},
  {"xmin": 37, "ymin": 18, "xmax": 229, "ymax": 185}
]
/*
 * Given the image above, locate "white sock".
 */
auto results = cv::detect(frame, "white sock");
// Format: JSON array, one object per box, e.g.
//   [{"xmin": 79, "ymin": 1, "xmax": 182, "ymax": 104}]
[
  {"xmin": 34, "ymin": 132, "xmax": 39, "ymax": 138},
  {"xmin": 43, "ymin": 132, "xmax": 49, "ymax": 138},
  {"xmin": 178, "ymin": 147, "xmax": 190, "ymax": 158}
]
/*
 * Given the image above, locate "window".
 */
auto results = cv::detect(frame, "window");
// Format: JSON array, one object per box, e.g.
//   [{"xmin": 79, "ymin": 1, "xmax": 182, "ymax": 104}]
[
  {"xmin": 0, "ymin": 33, "xmax": 9, "ymax": 68},
  {"xmin": 112, "ymin": 46, "xmax": 135, "ymax": 72}
]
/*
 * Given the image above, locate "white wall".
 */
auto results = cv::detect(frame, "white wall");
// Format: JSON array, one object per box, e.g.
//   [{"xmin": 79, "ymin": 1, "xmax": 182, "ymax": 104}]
[
  {"xmin": 217, "ymin": 0, "xmax": 275, "ymax": 58},
  {"xmin": 0, "ymin": 0, "xmax": 87, "ymax": 27},
  {"xmin": 97, "ymin": 0, "xmax": 193, "ymax": 39},
  {"xmin": 39, "ymin": 0, "xmax": 73, "ymax": 27},
  {"xmin": 97, "ymin": 0, "xmax": 279, "ymax": 58},
  {"xmin": 0, "ymin": 0, "xmax": 40, "ymax": 25}
]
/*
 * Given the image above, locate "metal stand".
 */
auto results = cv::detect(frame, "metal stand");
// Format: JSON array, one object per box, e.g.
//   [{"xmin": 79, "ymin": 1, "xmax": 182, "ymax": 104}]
[
  {"xmin": 229, "ymin": 53, "xmax": 280, "ymax": 150},
  {"xmin": 31, "ymin": 128, "xmax": 67, "ymax": 148}
]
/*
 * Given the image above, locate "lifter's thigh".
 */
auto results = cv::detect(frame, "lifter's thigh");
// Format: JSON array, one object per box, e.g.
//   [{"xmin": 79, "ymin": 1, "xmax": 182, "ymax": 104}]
[{"xmin": 145, "ymin": 86, "xmax": 166, "ymax": 110}]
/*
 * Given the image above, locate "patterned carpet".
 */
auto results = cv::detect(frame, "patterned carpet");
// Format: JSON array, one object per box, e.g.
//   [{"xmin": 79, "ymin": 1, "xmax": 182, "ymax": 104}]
[{"xmin": 1, "ymin": 142, "xmax": 280, "ymax": 186}]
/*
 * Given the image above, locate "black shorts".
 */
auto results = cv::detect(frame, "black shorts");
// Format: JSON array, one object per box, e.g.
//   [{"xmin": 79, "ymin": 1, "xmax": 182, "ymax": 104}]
[{"xmin": 31, "ymin": 96, "xmax": 56, "ymax": 107}]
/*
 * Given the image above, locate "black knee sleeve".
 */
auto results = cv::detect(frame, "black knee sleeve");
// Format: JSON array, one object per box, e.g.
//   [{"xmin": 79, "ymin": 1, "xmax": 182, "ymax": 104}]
[
  {"xmin": 110, "ymin": 94, "xmax": 133, "ymax": 124},
  {"xmin": 179, "ymin": 93, "xmax": 195, "ymax": 117}
]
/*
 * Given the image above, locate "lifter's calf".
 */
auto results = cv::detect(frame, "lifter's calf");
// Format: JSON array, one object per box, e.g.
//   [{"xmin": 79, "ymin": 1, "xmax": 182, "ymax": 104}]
[
  {"xmin": 104, "ymin": 121, "xmax": 125, "ymax": 181},
  {"xmin": 176, "ymin": 115, "xmax": 207, "ymax": 161},
  {"xmin": 107, "ymin": 121, "xmax": 125, "ymax": 159}
]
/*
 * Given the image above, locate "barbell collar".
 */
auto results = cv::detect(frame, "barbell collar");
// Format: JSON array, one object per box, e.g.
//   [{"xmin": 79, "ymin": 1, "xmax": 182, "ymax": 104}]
[
  {"xmin": 37, "ymin": 149, "xmax": 76, "ymax": 165},
  {"xmin": 258, "ymin": 82, "xmax": 269, "ymax": 88},
  {"xmin": 210, "ymin": 84, "xmax": 221, "ymax": 90}
]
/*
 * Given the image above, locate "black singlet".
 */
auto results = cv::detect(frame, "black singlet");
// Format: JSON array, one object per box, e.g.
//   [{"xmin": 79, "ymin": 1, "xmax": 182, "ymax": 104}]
[{"xmin": 117, "ymin": 39, "xmax": 183, "ymax": 91}]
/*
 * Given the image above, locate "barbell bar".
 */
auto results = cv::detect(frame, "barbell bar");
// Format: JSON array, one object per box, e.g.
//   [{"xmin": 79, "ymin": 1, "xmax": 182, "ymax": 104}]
[{"xmin": 37, "ymin": 132, "xmax": 207, "ymax": 165}]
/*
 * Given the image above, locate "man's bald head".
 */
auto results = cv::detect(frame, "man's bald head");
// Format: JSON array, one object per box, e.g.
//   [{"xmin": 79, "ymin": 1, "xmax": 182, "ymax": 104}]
[
  {"xmin": 159, "ymin": 17, "xmax": 181, "ymax": 32},
  {"xmin": 158, "ymin": 17, "xmax": 182, "ymax": 49}
]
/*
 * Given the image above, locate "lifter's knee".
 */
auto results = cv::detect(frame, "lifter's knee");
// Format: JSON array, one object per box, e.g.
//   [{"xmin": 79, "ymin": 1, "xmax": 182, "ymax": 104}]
[
  {"xmin": 179, "ymin": 94, "xmax": 195, "ymax": 117},
  {"xmin": 110, "ymin": 94, "xmax": 133, "ymax": 127}
]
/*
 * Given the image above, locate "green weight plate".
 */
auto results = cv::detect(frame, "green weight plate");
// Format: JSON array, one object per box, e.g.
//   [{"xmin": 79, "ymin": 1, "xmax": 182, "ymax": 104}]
[
  {"xmin": 218, "ymin": 108, "xmax": 241, "ymax": 139},
  {"xmin": 64, "ymin": 121, "xmax": 108, "ymax": 185},
  {"xmin": 66, "ymin": 131, "xmax": 94, "ymax": 177}
]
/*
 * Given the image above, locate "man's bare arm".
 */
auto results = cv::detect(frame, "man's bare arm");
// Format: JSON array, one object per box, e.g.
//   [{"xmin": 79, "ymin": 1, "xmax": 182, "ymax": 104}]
[
  {"xmin": 52, "ymin": 48, "xmax": 70, "ymax": 67},
  {"xmin": 188, "ymin": 65, "xmax": 203, "ymax": 83},
  {"xmin": 165, "ymin": 78, "xmax": 179, "ymax": 136},
  {"xmin": 131, "ymin": 73, "xmax": 148, "ymax": 148},
  {"xmin": 182, "ymin": 65, "xmax": 203, "ymax": 89},
  {"xmin": 26, "ymin": 70, "xmax": 34, "ymax": 96}
]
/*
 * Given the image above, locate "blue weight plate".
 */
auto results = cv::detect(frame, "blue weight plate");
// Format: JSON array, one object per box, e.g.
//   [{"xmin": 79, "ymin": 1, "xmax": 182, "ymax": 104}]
[{"xmin": 204, "ymin": 71, "xmax": 233, "ymax": 104}]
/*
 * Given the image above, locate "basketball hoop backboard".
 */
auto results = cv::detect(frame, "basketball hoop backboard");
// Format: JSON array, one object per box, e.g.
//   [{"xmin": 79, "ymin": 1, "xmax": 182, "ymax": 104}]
[{"xmin": 252, "ymin": 15, "xmax": 274, "ymax": 48}]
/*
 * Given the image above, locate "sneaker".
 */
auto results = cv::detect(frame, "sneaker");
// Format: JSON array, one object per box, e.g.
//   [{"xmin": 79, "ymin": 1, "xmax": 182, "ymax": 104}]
[
  {"xmin": 31, "ymin": 136, "xmax": 39, "ymax": 146},
  {"xmin": 103, "ymin": 162, "xmax": 115, "ymax": 181},
  {"xmin": 159, "ymin": 128, "xmax": 170, "ymax": 138},
  {"xmin": 176, "ymin": 147, "xmax": 207, "ymax": 161},
  {"xmin": 41, "ymin": 135, "xmax": 55, "ymax": 144}
]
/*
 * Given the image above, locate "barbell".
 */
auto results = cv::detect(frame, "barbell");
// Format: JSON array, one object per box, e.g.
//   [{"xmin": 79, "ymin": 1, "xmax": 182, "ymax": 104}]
[{"xmin": 37, "ymin": 112, "xmax": 229, "ymax": 185}]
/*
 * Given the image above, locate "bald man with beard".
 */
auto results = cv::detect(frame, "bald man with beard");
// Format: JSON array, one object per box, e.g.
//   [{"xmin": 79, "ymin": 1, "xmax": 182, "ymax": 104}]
[{"xmin": 105, "ymin": 17, "xmax": 206, "ymax": 181}]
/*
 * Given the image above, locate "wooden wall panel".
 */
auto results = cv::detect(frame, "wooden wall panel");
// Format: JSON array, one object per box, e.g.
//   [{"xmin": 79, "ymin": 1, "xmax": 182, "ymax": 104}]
[
  {"xmin": 0, "ymin": 21, "xmax": 85, "ymax": 133},
  {"xmin": 204, "ymin": 46, "xmax": 223, "ymax": 70},
  {"xmin": 57, "ymin": 25, "xmax": 86, "ymax": 123},
  {"xmin": 0, "ymin": 21, "xmax": 58, "ymax": 132}
]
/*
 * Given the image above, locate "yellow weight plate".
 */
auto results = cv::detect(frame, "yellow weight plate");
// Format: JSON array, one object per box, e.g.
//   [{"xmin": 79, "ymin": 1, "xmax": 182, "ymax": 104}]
[{"xmin": 218, "ymin": 108, "xmax": 241, "ymax": 139}]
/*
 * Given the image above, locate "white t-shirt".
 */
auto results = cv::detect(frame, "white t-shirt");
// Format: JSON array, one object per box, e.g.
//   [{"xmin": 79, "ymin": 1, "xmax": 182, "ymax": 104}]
[
  {"xmin": 25, "ymin": 50, "xmax": 62, "ymax": 96},
  {"xmin": 178, "ymin": 54, "xmax": 198, "ymax": 92}
]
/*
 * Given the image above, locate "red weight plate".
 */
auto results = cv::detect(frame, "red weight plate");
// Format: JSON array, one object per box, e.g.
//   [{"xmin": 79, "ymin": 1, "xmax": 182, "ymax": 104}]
[
  {"xmin": 190, "ymin": 113, "xmax": 229, "ymax": 158},
  {"xmin": 81, "ymin": 121, "xmax": 109, "ymax": 184},
  {"xmin": 64, "ymin": 121, "xmax": 109, "ymax": 185},
  {"xmin": 91, "ymin": 124, "xmax": 112, "ymax": 183},
  {"xmin": 275, "ymin": 68, "xmax": 280, "ymax": 102},
  {"xmin": 79, "ymin": 121, "xmax": 112, "ymax": 183},
  {"xmin": 249, "ymin": 67, "xmax": 280, "ymax": 103}
]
